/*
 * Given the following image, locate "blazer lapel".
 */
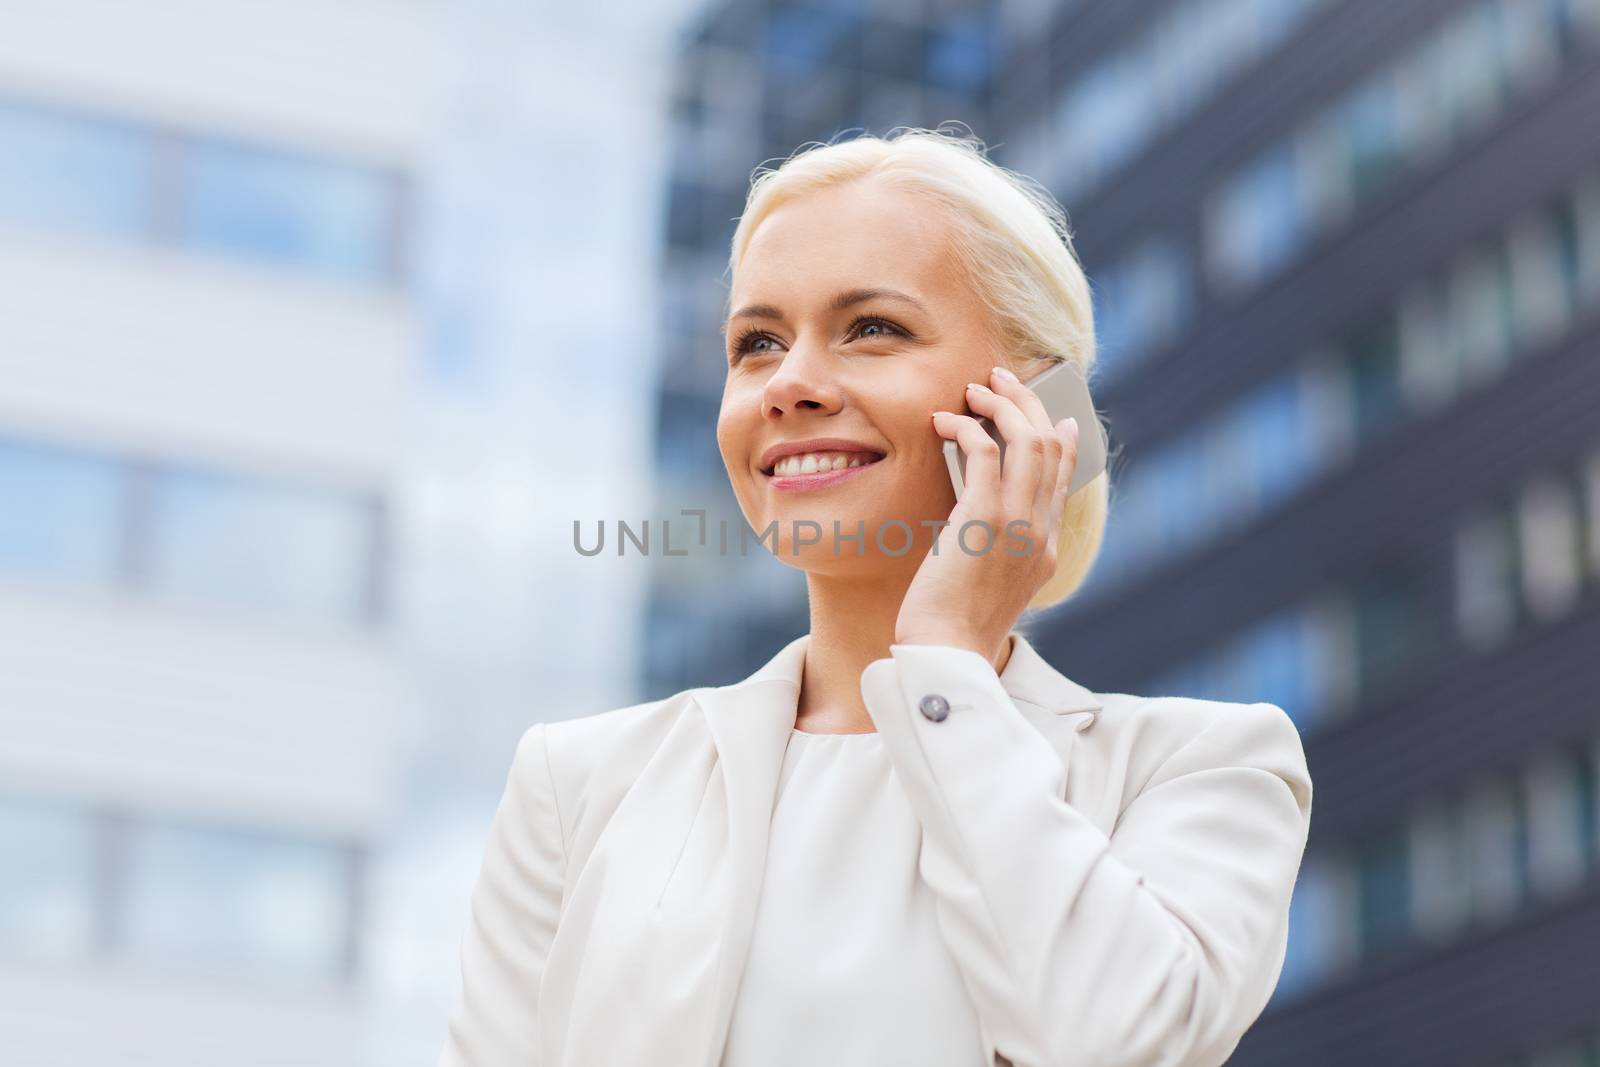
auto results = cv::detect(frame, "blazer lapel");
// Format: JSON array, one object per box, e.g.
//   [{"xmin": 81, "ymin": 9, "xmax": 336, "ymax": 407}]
[
  {"xmin": 545, "ymin": 630, "xmax": 1097, "ymax": 1067},
  {"xmin": 1000, "ymin": 629, "xmax": 1102, "ymax": 728},
  {"xmin": 547, "ymin": 635, "xmax": 806, "ymax": 1067}
]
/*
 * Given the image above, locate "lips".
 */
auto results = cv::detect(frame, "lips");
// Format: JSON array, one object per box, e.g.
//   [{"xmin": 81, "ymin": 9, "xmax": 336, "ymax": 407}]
[{"xmin": 758, "ymin": 437, "xmax": 888, "ymax": 475}]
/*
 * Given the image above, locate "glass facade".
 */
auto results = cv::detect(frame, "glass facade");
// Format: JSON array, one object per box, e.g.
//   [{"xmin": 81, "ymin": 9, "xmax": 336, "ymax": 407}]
[
  {"xmin": 1042, "ymin": 0, "xmax": 1332, "ymax": 201},
  {"xmin": 0, "ymin": 433, "xmax": 382, "ymax": 627},
  {"xmin": 0, "ymin": 96, "xmax": 403, "ymax": 285},
  {"xmin": 1206, "ymin": 0, "xmax": 1599, "ymax": 293},
  {"xmin": 0, "ymin": 794, "xmax": 357, "ymax": 982},
  {"xmin": 1091, "ymin": 167, "xmax": 1600, "ymax": 606},
  {"xmin": 121, "ymin": 818, "xmax": 352, "ymax": 979},
  {"xmin": 0, "ymin": 437, "xmax": 126, "ymax": 585}
]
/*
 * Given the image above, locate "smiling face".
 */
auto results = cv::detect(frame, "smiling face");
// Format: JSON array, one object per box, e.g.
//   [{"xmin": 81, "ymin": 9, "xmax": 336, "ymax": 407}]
[{"xmin": 716, "ymin": 175, "xmax": 1006, "ymax": 574}]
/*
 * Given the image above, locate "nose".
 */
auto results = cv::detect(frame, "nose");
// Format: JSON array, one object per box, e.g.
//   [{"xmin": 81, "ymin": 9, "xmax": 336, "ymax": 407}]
[{"xmin": 760, "ymin": 342, "xmax": 844, "ymax": 420}]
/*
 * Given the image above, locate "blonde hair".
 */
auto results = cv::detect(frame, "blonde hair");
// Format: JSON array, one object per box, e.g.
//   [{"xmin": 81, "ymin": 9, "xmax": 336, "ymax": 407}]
[{"xmin": 724, "ymin": 124, "xmax": 1109, "ymax": 612}]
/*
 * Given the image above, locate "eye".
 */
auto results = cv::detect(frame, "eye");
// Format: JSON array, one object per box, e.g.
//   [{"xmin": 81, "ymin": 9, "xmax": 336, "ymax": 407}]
[
  {"xmin": 727, "ymin": 314, "xmax": 910, "ymax": 364},
  {"xmin": 846, "ymin": 315, "xmax": 906, "ymax": 341},
  {"xmin": 728, "ymin": 325, "xmax": 778, "ymax": 362}
]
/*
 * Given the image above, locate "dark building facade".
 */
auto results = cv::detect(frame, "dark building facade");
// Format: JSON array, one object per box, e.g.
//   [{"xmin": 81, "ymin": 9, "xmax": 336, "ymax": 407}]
[{"xmin": 649, "ymin": 1, "xmax": 1600, "ymax": 1062}]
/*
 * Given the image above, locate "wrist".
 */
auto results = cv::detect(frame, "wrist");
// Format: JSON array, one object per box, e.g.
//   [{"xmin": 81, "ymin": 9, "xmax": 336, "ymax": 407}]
[{"xmin": 893, "ymin": 630, "xmax": 989, "ymax": 659}]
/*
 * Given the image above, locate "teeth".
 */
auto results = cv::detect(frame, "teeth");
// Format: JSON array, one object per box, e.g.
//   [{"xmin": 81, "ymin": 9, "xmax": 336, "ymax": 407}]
[{"xmin": 772, "ymin": 451, "xmax": 879, "ymax": 477}]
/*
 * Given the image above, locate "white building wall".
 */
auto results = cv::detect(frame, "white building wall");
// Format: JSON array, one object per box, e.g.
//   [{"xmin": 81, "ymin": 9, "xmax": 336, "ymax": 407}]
[{"xmin": 0, "ymin": 1, "xmax": 442, "ymax": 1064}]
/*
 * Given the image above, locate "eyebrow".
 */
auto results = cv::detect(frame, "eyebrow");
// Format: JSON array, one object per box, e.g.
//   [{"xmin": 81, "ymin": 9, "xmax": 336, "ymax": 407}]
[{"xmin": 721, "ymin": 287, "xmax": 929, "ymax": 335}]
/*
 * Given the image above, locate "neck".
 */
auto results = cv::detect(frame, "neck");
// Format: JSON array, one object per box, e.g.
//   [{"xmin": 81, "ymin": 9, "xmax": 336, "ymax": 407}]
[{"xmin": 797, "ymin": 568, "xmax": 1012, "ymax": 734}]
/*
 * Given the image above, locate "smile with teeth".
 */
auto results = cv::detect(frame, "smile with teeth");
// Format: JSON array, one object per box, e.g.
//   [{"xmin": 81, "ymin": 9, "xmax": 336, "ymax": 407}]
[{"xmin": 767, "ymin": 451, "xmax": 883, "ymax": 477}]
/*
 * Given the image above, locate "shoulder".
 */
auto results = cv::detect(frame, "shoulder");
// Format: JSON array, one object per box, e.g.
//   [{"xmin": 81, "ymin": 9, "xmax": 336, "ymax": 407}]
[
  {"xmin": 1087, "ymin": 692, "xmax": 1313, "ymax": 814},
  {"xmin": 502, "ymin": 686, "xmax": 703, "ymax": 839}
]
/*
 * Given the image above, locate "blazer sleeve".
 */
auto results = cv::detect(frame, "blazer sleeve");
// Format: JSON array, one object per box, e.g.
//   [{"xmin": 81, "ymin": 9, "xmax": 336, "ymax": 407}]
[
  {"xmin": 439, "ymin": 723, "xmax": 567, "ymax": 1067},
  {"xmin": 859, "ymin": 644, "xmax": 1314, "ymax": 1067}
]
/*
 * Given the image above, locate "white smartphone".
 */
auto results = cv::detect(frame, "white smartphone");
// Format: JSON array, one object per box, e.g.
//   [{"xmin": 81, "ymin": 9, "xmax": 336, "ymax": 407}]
[{"xmin": 943, "ymin": 359, "xmax": 1106, "ymax": 500}]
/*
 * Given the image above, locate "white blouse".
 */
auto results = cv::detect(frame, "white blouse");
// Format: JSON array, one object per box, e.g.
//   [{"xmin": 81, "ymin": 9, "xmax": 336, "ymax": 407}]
[{"xmin": 720, "ymin": 727, "xmax": 986, "ymax": 1067}]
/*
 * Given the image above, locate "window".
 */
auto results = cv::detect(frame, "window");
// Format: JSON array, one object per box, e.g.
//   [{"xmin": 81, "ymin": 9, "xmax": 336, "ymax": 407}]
[
  {"xmin": 1275, "ymin": 852, "xmax": 1355, "ymax": 1003},
  {"xmin": 0, "ymin": 436, "xmax": 125, "ymax": 585},
  {"xmin": 180, "ymin": 138, "xmax": 399, "ymax": 284},
  {"xmin": 0, "ymin": 796, "xmax": 96, "ymax": 960},
  {"xmin": 1516, "ymin": 474, "xmax": 1584, "ymax": 622},
  {"xmin": 1232, "ymin": 610, "xmax": 1320, "ymax": 729},
  {"xmin": 1239, "ymin": 372, "xmax": 1314, "ymax": 508},
  {"xmin": 1053, "ymin": 0, "xmax": 1330, "ymax": 199},
  {"xmin": 1092, "ymin": 235, "xmax": 1194, "ymax": 381},
  {"xmin": 1056, "ymin": 52, "xmax": 1152, "ymax": 197},
  {"xmin": 925, "ymin": 10, "xmax": 993, "ymax": 93},
  {"xmin": 1352, "ymin": 559, "xmax": 1436, "ymax": 697},
  {"xmin": 121, "ymin": 819, "xmax": 352, "ymax": 978},
  {"xmin": 146, "ymin": 467, "xmax": 376, "ymax": 625},
  {"xmin": 0, "ymin": 95, "xmax": 404, "ymax": 285},
  {"xmin": 1206, "ymin": 140, "xmax": 1305, "ymax": 291},
  {"xmin": 1574, "ymin": 173, "xmax": 1600, "ymax": 307},
  {"xmin": 1585, "ymin": 449, "xmax": 1600, "ymax": 580},
  {"xmin": 1356, "ymin": 826, "xmax": 1411, "ymax": 956},
  {"xmin": 1455, "ymin": 508, "xmax": 1520, "ymax": 651},
  {"xmin": 1465, "ymin": 776, "xmax": 1528, "ymax": 922},
  {"xmin": 1340, "ymin": 73, "xmax": 1409, "ymax": 203},
  {"xmin": 0, "ymin": 100, "xmax": 155, "ymax": 241},
  {"xmin": 1446, "ymin": 243, "xmax": 1516, "ymax": 388},
  {"xmin": 1205, "ymin": 0, "xmax": 1589, "ymax": 290},
  {"xmin": 1346, "ymin": 313, "xmax": 1406, "ymax": 442},
  {"xmin": 1522, "ymin": 743, "xmax": 1595, "ymax": 899},
  {"xmin": 1409, "ymin": 801, "xmax": 1472, "ymax": 943},
  {"xmin": 1397, "ymin": 282, "xmax": 1458, "ymax": 414},
  {"xmin": 763, "ymin": 8, "xmax": 847, "ymax": 78}
]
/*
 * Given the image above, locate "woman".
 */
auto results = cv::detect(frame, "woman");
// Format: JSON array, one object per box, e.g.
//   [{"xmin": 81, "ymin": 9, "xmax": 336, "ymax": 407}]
[{"xmin": 440, "ymin": 127, "xmax": 1313, "ymax": 1067}]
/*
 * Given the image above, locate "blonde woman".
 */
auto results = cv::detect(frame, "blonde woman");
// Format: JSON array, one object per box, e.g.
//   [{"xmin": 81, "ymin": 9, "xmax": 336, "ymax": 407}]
[{"xmin": 440, "ymin": 127, "xmax": 1313, "ymax": 1067}]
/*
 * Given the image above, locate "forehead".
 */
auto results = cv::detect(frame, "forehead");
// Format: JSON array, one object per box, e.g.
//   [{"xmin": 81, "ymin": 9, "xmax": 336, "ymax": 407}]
[{"xmin": 731, "ymin": 178, "xmax": 965, "ymax": 306}]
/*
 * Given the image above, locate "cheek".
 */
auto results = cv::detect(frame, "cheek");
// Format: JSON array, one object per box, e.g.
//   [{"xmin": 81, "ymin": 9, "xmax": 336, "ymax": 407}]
[{"xmin": 715, "ymin": 408, "xmax": 749, "ymax": 468}]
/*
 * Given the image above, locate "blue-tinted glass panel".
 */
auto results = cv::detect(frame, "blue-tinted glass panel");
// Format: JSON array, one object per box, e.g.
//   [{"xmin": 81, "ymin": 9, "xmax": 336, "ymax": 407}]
[
  {"xmin": 1149, "ymin": 441, "xmax": 1212, "ymax": 556},
  {"xmin": 122, "ymin": 820, "xmax": 348, "ymax": 977},
  {"xmin": 764, "ymin": 8, "xmax": 846, "ymax": 78},
  {"xmin": 0, "ymin": 437, "xmax": 123, "ymax": 584},
  {"xmin": 1211, "ymin": 142, "xmax": 1305, "ymax": 287},
  {"xmin": 1357, "ymin": 827, "xmax": 1411, "ymax": 955},
  {"xmin": 1342, "ymin": 76, "xmax": 1407, "ymax": 200},
  {"xmin": 180, "ymin": 138, "xmax": 396, "ymax": 283},
  {"xmin": 1094, "ymin": 237, "xmax": 1193, "ymax": 380},
  {"xmin": 0, "ymin": 101, "xmax": 154, "ymax": 240},
  {"xmin": 1577, "ymin": 742, "xmax": 1600, "ymax": 870},
  {"xmin": 1240, "ymin": 613, "xmax": 1316, "ymax": 726},
  {"xmin": 1243, "ymin": 373, "xmax": 1310, "ymax": 507},
  {"xmin": 147, "ymin": 468, "xmax": 373, "ymax": 625},
  {"xmin": 1347, "ymin": 313, "xmax": 1406, "ymax": 440},
  {"xmin": 926, "ymin": 11, "xmax": 993, "ymax": 93},
  {"xmin": 1274, "ymin": 858, "xmax": 1345, "ymax": 1004},
  {"xmin": 0, "ymin": 796, "xmax": 95, "ymax": 959}
]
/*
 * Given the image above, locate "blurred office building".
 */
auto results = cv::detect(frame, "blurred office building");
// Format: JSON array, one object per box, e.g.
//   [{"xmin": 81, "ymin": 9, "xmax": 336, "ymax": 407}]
[
  {"xmin": 0, "ymin": 1, "xmax": 438, "ymax": 1063},
  {"xmin": 648, "ymin": 0, "xmax": 1600, "ymax": 1062}
]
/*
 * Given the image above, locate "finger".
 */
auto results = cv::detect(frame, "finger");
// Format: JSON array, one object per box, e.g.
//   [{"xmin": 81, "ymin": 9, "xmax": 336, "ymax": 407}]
[
  {"xmin": 989, "ymin": 364, "xmax": 1053, "ymax": 434},
  {"xmin": 1050, "ymin": 416, "xmax": 1081, "ymax": 519},
  {"xmin": 931, "ymin": 410, "xmax": 1001, "ymax": 504},
  {"xmin": 964, "ymin": 380, "xmax": 1046, "ymax": 515},
  {"xmin": 993, "ymin": 364, "xmax": 1067, "ymax": 527},
  {"xmin": 1040, "ymin": 417, "xmax": 1080, "ymax": 562}
]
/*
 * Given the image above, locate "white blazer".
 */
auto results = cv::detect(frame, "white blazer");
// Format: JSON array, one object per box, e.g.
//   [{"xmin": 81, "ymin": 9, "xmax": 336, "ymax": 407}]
[{"xmin": 439, "ymin": 630, "xmax": 1314, "ymax": 1067}]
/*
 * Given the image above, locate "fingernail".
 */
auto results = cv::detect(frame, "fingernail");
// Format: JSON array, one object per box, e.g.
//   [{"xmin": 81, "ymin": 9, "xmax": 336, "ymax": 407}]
[
  {"xmin": 1065, "ymin": 416, "xmax": 1079, "ymax": 436},
  {"xmin": 992, "ymin": 365, "xmax": 1017, "ymax": 382},
  {"xmin": 967, "ymin": 381, "xmax": 989, "ymax": 392},
  {"xmin": 932, "ymin": 410, "xmax": 954, "ymax": 417}
]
